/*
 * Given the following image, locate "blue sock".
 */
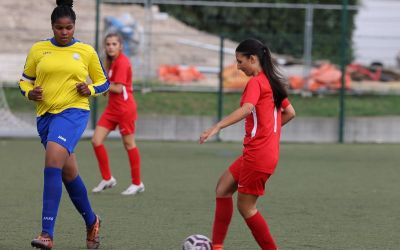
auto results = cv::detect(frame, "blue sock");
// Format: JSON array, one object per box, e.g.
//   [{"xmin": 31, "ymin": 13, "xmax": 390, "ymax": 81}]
[
  {"xmin": 42, "ymin": 167, "xmax": 63, "ymax": 238},
  {"xmin": 64, "ymin": 175, "xmax": 96, "ymax": 227}
]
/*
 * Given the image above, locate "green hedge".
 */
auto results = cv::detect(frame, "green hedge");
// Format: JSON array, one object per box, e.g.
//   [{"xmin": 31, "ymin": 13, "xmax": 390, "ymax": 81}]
[{"xmin": 160, "ymin": 0, "xmax": 358, "ymax": 63}]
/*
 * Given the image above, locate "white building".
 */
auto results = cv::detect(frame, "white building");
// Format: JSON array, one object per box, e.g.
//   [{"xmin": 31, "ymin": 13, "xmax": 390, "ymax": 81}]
[{"xmin": 353, "ymin": 0, "xmax": 400, "ymax": 67}]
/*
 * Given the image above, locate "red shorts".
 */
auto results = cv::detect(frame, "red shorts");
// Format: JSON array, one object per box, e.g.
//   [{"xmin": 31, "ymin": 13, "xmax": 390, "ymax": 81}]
[
  {"xmin": 229, "ymin": 156, "xmax": 271, "ymax": 196},
  {"xmin": 97, "ymin": 109, "xmax": 136, "ymax": 135}
]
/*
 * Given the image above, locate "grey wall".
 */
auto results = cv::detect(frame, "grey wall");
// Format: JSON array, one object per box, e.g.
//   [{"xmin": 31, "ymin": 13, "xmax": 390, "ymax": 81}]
[
  {"xmin": 133, "ymin": 115, "xmax": 400, "ymax": 143},
  {"xmin": 1, "ymin": 114, "xmax": 400, "ymax": 143}
]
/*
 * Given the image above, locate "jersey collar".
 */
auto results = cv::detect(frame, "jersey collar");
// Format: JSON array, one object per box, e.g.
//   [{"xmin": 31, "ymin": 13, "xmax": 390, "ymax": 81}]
[{"xmin": 49, "ymin": 37, "xmax": 78, "ymax": 47}]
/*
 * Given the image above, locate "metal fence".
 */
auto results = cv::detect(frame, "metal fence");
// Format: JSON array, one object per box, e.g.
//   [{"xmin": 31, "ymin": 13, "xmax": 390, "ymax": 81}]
[{"xmin": 1, "ymin": 0, "xmax": 400, "ymax": 142}]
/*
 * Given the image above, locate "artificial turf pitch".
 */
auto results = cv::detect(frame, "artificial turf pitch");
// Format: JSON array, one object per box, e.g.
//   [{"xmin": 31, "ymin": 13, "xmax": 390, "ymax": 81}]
[{"xmin": 0, "ymin": 139, "xmax": 399, "ymax": 249}]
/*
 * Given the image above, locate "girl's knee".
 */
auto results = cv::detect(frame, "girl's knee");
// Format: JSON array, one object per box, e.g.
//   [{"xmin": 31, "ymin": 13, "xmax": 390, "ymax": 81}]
[
  {"xmin": 123, "ymin": 142, "xmax": 135, "ymax": 150},
  {"xmin": 45, "ymin": 157, "xmax": 65, "ymax": 168},
  {"xmin": 215, "ymin": 184, "xmax": 234, "ymax": 197},
  {"xmin": 215, "ymin": 170, "xmax": 237, "ymax": 197},
  {"xmin": 237, "ymin": 201, "xmax": 257, "ymax": 218},
  {"xmin": 91, "ymin": 137, "xmax": 101, "ymax": 146},
  {"xmin": 122, "ymin": 138, "xmax": 136, "ymax": 150},
  {"xmin": 62, "ymin": 172, "xmax": 74, "ymax": 183},
  {"xmin": 62, "ymin": 168, "xmax": 78, "ymax": 182}
]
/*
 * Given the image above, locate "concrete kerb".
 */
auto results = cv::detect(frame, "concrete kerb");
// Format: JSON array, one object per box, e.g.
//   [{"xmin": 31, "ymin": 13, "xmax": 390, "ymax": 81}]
[{"xmin": 1, "ymin": 115, "xmax": 400, "ymax": 143}]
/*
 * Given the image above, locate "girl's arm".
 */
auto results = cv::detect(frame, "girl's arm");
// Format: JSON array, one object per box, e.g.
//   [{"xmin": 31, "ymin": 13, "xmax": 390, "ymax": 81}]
[
  {"xmin": 108, "ymin": 82, "xmax": 124, "ymax": 93},
  {"xmin": 19, "ymin": 46, "xmax": 36, "ymax": 99},
  {"xmin": 199, "ymin": 103, "xmax": 254, "ymax": 144},
  {"xmin": 281, "ymin": 104, "xmax": 295, "ymax": 126},
  {"xmin": 86, "ymin": 49, "xmax": 110, "ymax": 96}
]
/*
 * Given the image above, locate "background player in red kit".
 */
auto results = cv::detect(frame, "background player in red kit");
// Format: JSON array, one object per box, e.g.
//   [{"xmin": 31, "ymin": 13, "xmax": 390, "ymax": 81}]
[
  {"xmin": 200, "ymin": 39, "xmax": 296, "ymax": 250},
  {"xmin": 92, "ymin": 33, "xmax": 144, "ymax": 196}
]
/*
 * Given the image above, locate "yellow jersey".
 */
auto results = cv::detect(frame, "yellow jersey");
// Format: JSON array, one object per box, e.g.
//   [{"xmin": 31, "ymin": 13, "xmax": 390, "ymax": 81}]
[{"xmin": 19, "ymin": 38, "xmax": 109, "ymax": 116}]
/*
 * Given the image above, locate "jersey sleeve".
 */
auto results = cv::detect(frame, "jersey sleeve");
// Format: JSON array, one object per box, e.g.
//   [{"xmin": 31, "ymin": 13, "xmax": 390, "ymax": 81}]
[
  {"xmin": 87, "ymin": 49, "xmax": 110, "ymax": 96},
  {"xmin": 110, "ymin": 59, "xmax": 130, "ymax": 86},
  {"xmin": 241, "ymin": 78, "xmax": 260, "ymax": 106},
  {"xmin": 281, "ymin": 98, "xmax": 291, "ymax": 109},
  {"xmin": 18, "ymin": 46, "xmax": 36, "ymax": 98}
]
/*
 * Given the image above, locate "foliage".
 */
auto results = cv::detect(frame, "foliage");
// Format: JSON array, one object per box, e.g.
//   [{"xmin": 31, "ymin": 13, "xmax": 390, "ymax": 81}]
[{"xmin": 159, "ymin": 0, "xmax": 358, "ymax": 63}]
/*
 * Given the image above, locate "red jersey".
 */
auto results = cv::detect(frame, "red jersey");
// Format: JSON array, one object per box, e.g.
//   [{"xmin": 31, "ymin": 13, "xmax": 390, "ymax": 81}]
[
  {"xmin": 106, "ymin": 53, "xmax": 137, "ymax": 117},
  {"xmin": 240, "ymin": 71, "xmax": 290, "ymax": 173}
]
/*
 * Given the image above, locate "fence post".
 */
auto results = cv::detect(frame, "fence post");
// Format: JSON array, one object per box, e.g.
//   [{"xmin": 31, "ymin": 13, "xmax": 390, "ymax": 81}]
[
  {"xmin": 217, "ymin": 35, "xmax": 225, "ymax": 142},
  {"xmin": 143, "ymin": 0, "xmax": 153, "ymax": 90},
  {"xmin": 91, "ymin": 0, "xmax": 101, "ymax": 129},
  {"xmin": 338, "ymin": 0, "xmax": 348, "ymax": 143},
  {"xmin": 303, "ymin": 4, "xmax": 314, "ymax": 81}
]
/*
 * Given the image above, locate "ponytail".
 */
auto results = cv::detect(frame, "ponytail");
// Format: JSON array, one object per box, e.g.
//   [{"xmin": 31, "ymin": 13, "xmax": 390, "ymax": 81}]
[{"xmin": 236, "ymin": 39, "xmax": 288, "ymax": 109}]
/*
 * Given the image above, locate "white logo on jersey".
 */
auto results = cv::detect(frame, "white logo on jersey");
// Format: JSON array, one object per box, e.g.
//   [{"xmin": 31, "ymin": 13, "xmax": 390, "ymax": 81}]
[
  {"xmin": 108, "ymin": 70, "xmax": 113, "ymax": 78},
  {"xmin": 43, "ymin": 216, "xmax": 54, "ymax": 221},
  {"xmin": 58, "ymin": 135, "xmax": 67, "ymax": 142},
  {"xmin": 73, "ymin": 53, "xmax": 80, "ymax": 60},
  {"xmin": 122, "ymin": 86, "xmax": 128, "ymax": 100}
]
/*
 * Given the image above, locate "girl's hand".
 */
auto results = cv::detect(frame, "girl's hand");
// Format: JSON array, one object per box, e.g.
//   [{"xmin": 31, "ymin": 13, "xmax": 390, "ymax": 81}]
[
  {"xmin": 76, "ymin": 82, "xmax": 91, "ymax": 96},
  {"xmin": 28, "ymin": 86, "xmax": 43, "ymax": 101},
  {"xmin": 199, "ymin": 125, "xmax": 221, "ymax": 144}
]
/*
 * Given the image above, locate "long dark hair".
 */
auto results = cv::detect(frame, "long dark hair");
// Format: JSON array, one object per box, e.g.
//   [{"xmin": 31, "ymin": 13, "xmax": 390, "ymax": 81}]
[
  {"xmin": 103, "ymin": 33, "xmax": 123, "ymax": 71},
  {"xmin": 236, "ymin": 39, "xmax": 288, "ymax": 108},
  {"xmin": 51, "ymin": 0, "xmax": 76, "ymax": 24}
]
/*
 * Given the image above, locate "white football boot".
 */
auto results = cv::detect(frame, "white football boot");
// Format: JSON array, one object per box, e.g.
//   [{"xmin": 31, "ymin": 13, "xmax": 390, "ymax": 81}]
[
  {"xmin": 92, "ymin": 176, "xmax": 117, "ymax": 193},
  {"xmin": 121, "ymin": 182, "xmax": 145, "ymax": 196}
]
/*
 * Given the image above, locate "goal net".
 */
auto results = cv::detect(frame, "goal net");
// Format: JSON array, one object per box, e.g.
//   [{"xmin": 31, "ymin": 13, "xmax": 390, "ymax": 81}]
[{"xmin": 0, "ymin": 85, "xmax": 36, "ymax": 137}]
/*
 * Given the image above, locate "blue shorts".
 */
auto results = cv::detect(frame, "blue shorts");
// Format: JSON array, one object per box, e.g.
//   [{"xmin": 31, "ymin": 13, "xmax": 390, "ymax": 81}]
[{"xmin": 37, "ymin": 108, "xmax": 89, "ymax": 154}]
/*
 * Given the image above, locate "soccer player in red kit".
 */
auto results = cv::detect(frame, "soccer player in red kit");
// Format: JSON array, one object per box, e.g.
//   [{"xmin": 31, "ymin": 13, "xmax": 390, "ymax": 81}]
[
  {"xmin": 200, "ymin": 39, "xmax": 296, "ymax": 250},
  {"xmin": 92, "ymin": 33, "xmax": 144, "ymax": 196}
]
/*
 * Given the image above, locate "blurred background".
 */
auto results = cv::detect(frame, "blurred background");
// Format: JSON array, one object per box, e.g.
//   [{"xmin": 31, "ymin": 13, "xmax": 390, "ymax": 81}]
[
  {"xmin": 1, "ymin": 1, "xmax": 400, "ymax": 250},
  {"xmin": 1, "ymin": 0, "xmax": 400, "ymax": 142}
]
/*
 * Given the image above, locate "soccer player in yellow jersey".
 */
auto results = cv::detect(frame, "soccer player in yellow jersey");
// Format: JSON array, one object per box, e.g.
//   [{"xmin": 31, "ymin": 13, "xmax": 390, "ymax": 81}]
[{"xmin": 19, "ymin": 1, "xmax": 109, "ymax": 249}]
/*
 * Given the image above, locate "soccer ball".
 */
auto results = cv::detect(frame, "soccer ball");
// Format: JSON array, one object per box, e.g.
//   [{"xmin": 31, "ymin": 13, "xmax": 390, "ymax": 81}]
[{"xmin": 182, "ymin": 234, "xmax": 212, "ymax": 250}]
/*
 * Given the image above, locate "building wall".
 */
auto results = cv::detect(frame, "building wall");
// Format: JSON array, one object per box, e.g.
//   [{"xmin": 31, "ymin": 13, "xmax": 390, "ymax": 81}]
[{"xmin": 353, "ymin": 0, "xmax": 400, "ymax": 67}]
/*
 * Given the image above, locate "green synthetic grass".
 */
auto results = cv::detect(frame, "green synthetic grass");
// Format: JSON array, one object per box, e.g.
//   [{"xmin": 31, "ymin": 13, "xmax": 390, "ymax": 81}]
[
  {"xmin": 4, "ymin": 87, "xmax": 400, "ymax": 117},
  {"xmin": 1, "ymin": 140, "xmax": 400, "ymax": 249}
]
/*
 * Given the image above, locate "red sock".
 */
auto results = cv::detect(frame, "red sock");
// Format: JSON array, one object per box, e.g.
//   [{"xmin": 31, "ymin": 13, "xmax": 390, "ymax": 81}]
[
  {"xmin": 93, "ymin": 144, "xmax": 111, "ymax": 180},
  {"xmin": 212, "ymin": 197, "xmax": 233, "ymax": 246},
  {"xmin": 245, "ymin": 211, "xmax": 277, "ymax": 250},
  {"xmin": 127, "ymin": 147, "xmax": 141, "ymax": 185}
]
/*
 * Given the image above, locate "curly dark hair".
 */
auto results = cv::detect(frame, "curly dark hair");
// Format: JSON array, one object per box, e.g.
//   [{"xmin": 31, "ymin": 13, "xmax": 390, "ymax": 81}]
[{"xmin": 51, "ymin": 0, "xmax": 76, "ymax": 24}]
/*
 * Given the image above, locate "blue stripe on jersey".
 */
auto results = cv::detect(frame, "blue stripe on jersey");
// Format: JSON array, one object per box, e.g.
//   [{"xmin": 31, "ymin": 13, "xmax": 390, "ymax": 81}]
[
  {"xmin": 49, "ymin": 37, "xmax": 78, "ymax": 47},
  {"xmin": 93, "ymin": 57, "xmax": 110, "ymax": 94},
  {"xmin": 18, "ymin": 86, "xmax": 26, "ymax": 96},
  {"xmin": 94, "ymin": 80, "xmax": 110, "ymax": 94},
  {"xmin": 22, "ymin": 73, "xmax": 36, "ymax": 81},
  {"xmin": 98, "ymin": 56, "xmax": 109, "ymax": 78}
]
